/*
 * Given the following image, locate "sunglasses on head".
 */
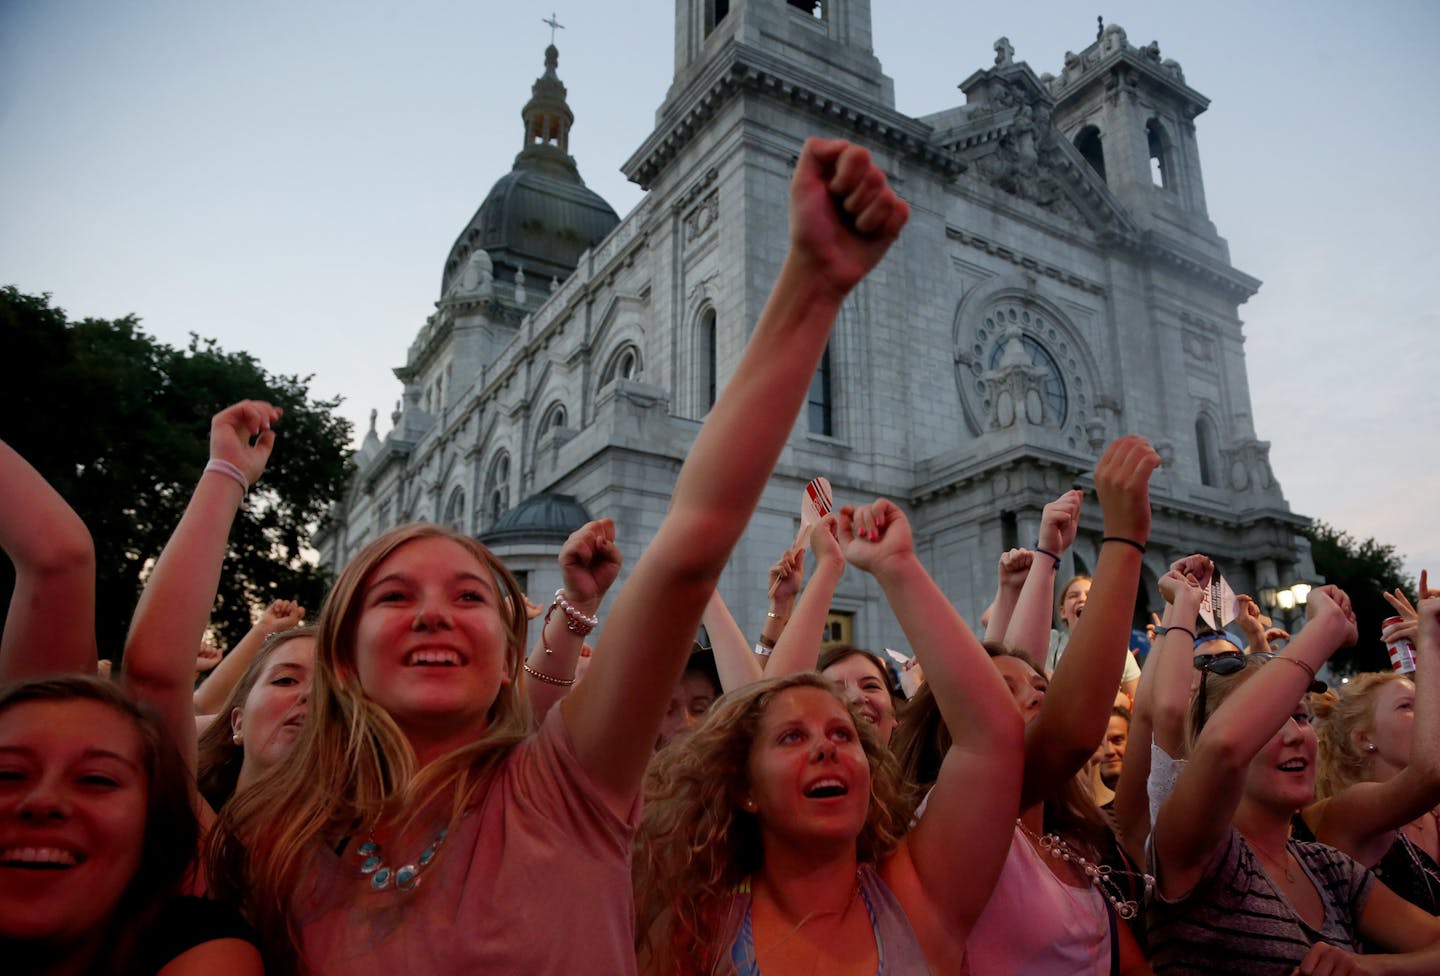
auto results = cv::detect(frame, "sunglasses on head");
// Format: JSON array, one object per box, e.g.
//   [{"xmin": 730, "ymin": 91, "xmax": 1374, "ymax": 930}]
[
  {"xmin": 1193, "ymin": 651, "xmax": 1246, "ymax": 675},
  {"xmin": 1195, "ymin": 651, "xmax": 1326, "ymax": 732}
]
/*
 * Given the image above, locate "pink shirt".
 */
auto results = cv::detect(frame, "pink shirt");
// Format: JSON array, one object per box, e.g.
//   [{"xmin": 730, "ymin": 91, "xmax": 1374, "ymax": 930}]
[
  {"xmin": 966, "ymin": 823, "xmax": 1111, "ymax": 975},
  {"xmin": 298, "ymin": 708, "xmax": 640, "ymax": 973}
]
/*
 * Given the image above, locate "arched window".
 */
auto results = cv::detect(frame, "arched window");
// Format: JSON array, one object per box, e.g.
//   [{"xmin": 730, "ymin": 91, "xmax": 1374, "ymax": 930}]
[
  {"xmin": 444, "ymin": 487, "xmax": 466, "ymax": 533},
  {"xmin": 1147, "ymin": 118, "xmax": 1170, "ymax": 188},
  {"xmin": 602, "ymin": 343, "xmax": 642, "ymax": 385},
  {"xmin": 540, "ymin": 402, "xmax": 567, "ymax": 434},
  {"xmin": 485, "ymin": 452, "xmax": 511, "ymax": 524},
  {"xmin": 705, "ymin": 0, "xmax": 730, "ymax": 35},
  {"xmin": 1195, "ymin": 415, "xmax": 1220, "ymax": 488},
  {"xmin": 1075, "ymin": 125, "xmax": 1106, "ymax": 183},
  {"xmin": 808, "ymin": 343, "xmax": 833, "ymax": 436},
  {"xmin": 697, "ymin": 308, "xmax": 718, "ymax": 414}
]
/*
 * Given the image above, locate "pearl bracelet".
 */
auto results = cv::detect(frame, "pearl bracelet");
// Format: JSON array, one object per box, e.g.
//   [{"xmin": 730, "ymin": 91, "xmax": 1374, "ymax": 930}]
[{"xmin": 547, "ymin": 588, "xmax": 599, "ymax": 636}]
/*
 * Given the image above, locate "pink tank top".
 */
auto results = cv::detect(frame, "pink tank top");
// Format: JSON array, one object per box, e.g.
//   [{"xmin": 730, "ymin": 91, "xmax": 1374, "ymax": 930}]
[{"xmin": 965, "ymin": 823, "xmax": 1112, "ymax": 975}]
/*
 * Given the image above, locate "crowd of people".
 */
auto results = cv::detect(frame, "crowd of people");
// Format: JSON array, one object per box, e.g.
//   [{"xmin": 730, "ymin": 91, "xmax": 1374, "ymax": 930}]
[{"xmin": 2, "ymin": 137, "xmax": 1437, "ymax": 975}]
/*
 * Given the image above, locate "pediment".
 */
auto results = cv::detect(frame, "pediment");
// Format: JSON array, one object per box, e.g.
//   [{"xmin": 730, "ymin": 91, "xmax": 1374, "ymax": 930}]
[{"xmin": 938, "ymin": 66, "xmax": 1138, "ymax": 241}]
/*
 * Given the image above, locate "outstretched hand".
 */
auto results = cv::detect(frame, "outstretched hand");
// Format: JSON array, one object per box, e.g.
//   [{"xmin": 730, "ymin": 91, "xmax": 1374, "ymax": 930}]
[
  {"xmin": 1094, "ymin": 436, "xmax": 1161, "ymax": 544},
  {"xmin": 810, "ymin": 513, "xmax": 844, "ymax": 571},
  {"xmin": 1384, "ymin": 585, "xmax": 1418, "ymax": 622},
  {"xmin": 558, "ymin": 518, "xmax": 622, "ymax": 607},
  {"xmin": 788, "ymin": 138, "xmax": 909, "ymax": 300},
  {"xmin": 1037, "ymin": 490, "xmax": 1083, "ymax": 554},
  {"xmin": 210, "ymin": 400, "xmax": 282, "ymax": 486},
  {"xmin": 194, "ymin": 640, "xmax": 223, "ymax": 673},
  {"xmin": 768, "ymin": 548, "xmax": 806, "ymax": 603},
  {"xmin": 1417, "ymin": 571, "xmax": 1439, "ymax": 648},
  {"xmin": 1306, "ymin": 584, "xmax": 1360, "ymax": 648},
  {"xmin": 838, "ymin": 498, "xmax": 913, "ymax": 576},
  {"xmin": 259, "ymin": 599, "xmax": 304, "ymax": 631},
  {"xmin": 998, "ymin": 548, "xmax": 1034, "ymax": 591},
  {"xmin": 1158, "ymin": 562, "xmax": 1207, "ymax": 606}
]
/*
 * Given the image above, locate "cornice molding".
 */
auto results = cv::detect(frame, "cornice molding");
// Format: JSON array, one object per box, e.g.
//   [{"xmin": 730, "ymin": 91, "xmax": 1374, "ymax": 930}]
[{"xmin": 623, "ymin": 41, "xmax": 963, "ymax": 189}]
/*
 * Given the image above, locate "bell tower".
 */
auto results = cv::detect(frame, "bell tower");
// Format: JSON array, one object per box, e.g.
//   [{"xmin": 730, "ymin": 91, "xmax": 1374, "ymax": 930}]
[
  {"xmin": 668, "ymin": 0, "xmax": 892, "ymax": 110},
  {"xmin": 1047, "ymin": 22, "xmax": 1220, "ymax": 255}
]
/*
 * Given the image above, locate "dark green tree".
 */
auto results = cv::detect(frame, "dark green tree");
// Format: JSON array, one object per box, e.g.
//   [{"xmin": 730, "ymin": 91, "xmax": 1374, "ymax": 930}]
[
  {"xmin": 0, "ymin": 287, "xmax": 353, "ymax": 659},
  {"xmin": 1305, "ymin": 520, "xmax": 1415, "ymax": 674}
]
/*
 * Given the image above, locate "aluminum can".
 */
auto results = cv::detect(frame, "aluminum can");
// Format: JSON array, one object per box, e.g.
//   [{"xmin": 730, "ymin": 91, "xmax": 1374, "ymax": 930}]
[{"xmin": 1383, "ymin": 615, "xmax": 1417, "ymax": 674}]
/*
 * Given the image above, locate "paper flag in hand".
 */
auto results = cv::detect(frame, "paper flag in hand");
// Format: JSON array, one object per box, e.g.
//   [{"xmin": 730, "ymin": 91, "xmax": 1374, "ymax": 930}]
[
  {"xmin": 1199, "ymin": 574, "xmax": 1239, "ymax": 630},
  {"xmin": 795, "ymin": 476, "xmax": 834, "ymax": 550}
]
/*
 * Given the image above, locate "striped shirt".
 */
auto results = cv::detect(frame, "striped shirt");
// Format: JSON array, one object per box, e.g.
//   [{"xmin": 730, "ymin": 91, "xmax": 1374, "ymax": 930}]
[{"xmin": 1148, "ymin": 827, "xmax": 1373, "ymax": 975}]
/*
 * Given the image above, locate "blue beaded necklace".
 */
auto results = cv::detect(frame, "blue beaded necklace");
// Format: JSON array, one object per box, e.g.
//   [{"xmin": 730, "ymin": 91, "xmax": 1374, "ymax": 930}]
[{"xmin": 356, "ymin": 825, "xmax": 449, "ymax": 892}]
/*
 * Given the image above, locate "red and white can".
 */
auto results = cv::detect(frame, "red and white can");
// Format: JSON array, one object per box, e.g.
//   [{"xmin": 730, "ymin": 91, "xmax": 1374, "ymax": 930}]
[{"xmin": 1383, "ymin": 616, "xmax": 1417, "ymax": 674}]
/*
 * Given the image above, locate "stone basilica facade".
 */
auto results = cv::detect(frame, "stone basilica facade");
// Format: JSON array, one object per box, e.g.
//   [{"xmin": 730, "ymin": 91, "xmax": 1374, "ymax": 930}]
[{"xmin": 316, "ymin": 1, "xmax": 1313, "ymax": 650}]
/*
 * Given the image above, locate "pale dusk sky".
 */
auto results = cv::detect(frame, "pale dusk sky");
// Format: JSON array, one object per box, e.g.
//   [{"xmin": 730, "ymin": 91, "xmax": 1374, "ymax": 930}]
[{"xmin": 2, "ymin": 1, "xmax": 1435, "ymax": 583}]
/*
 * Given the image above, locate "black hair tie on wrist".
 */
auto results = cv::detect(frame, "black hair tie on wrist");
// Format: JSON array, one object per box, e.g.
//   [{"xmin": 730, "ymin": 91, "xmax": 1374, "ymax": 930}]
[{"xmin": 1101, "ymin": 536, "xmax": 1146, "ymax": 555}]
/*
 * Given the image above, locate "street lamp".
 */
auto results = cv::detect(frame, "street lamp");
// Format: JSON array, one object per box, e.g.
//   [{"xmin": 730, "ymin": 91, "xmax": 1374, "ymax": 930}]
[{"xmin": 1261, "ymin": 581, "xmax": 1313, "ymax": 630}]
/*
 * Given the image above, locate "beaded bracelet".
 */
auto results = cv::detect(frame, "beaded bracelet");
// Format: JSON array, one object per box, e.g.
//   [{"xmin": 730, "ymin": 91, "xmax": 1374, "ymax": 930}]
[
  {"xmin": 204, "ymin": 459, "xmax": 250, "ymax": 511},
  {"xmin": 1035, "ymin": 546, "xmax": 1062, "ymax": 569},
  {"xmin": 547, "ymin": 589, "xmax": 599, "ymax": 636},
  {"xmin": 523, "ymin": 662, "xmax": 575, "ymax": 687},
  {"xmin": 1101, "ymin": 536, "xmax": 1146, "ymax": 555}
]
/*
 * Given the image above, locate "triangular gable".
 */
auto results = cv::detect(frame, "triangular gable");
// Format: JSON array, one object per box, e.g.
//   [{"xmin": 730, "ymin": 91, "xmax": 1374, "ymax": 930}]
[{"xmin": 933, "ymin": 63, "xmax": 1139, "ymax": 241}]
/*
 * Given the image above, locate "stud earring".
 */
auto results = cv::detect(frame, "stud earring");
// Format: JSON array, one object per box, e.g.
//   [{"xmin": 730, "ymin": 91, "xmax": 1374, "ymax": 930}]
[
  {"xmin": 1365, "ymin": 743, "xmax": 1377, "ymax": 753},
  {"xmin": 232, "ymin": 732, "xmax": 244, "ymax": 745},
  {"xmin": 742, "ymin": 798, "xmax": 757, "ymax": 812}
]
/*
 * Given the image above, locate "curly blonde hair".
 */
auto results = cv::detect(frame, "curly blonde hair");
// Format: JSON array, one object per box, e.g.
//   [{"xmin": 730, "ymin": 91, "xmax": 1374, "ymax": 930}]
[
  {"xmin": 633, "ymin": 672, "xmax": 914, "ymax": 976},
  {"xmin": 1313, "ymin": 671, "xmax": 1409, "ymax": 799},
  {"xmin": 207, "ymin": 523, "xmax": 532, "ymax": 975}
]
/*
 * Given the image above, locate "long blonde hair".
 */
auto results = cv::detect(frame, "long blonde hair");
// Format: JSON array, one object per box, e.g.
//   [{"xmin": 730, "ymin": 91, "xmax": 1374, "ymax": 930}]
[
  {"xmin": 1313, "ymin": 671, "xmax": 1408, "ymax": 799},
  {"xmin": 633, "ymin": 672, "xmax": 913, "ymax": 976},
  {"xmin": 207, "ymin": 523, "xmax": 533, "ymax": 974}
]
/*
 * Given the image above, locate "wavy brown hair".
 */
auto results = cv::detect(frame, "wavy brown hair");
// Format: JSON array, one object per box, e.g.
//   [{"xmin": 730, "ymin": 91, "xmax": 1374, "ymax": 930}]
[
  {"xmin": 633, "ymin": 672, "xmax": 914, "ymax": 976},
  {"xmin": 195, "ymin": 625, "xmax": 317, "ymax": 811},
  {"xmin": 0, "ymin": 675, "xmax": 199, "ymax": 975},
  {"xmin": 1312, "ymin": 671, "xmax": 1408, "ymax": 799},
  {"xmin": 207, "ymin": 523, "xmax": 532, "ymax": 975}
]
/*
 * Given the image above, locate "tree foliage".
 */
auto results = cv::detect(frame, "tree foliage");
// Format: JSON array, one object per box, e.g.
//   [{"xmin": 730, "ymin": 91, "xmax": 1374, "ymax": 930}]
[
  {"xmin": 0, "ymin": 287, "xmax": 353, "ymax": 659},
  {"xmin": 1305, "ymin": 520, "xmax": 1415, "ymax": 674}
]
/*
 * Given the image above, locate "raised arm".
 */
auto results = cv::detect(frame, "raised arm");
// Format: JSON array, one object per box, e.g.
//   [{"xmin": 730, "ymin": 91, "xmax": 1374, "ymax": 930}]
[
  {"xmin": 193, "ymin": 599, "xmax": 305, "ymax": 716},
  {"xmin": 1310, "ymin": 572, "xmax": 1440, "ymax": 862},
  {"xmin": 560, "ymin": 138, "xmax": 908, "ymax": 815},
  {"xmin": 1152, "ymin": 585, "xmax": 1355, "ymax": 899},
  {"xmin": 764, "ymin": 515, "xmax": 846, "ymax": 678},
  {"xmin": 1111, "ymin": 557, "xmax": 1209, "ymax": 864},
  {"xmin": 839, "ymin": 499, "xmax": 1024, "ymax": 934},
  {"xmin": 1017, "ymin": 438, "xmax": 1159, "ymax": 809},
  {"xmin": 1003, "ymin": 491, "xmax": 1080, "ymax": 662},
  {"xmin": 0, "ymin": 438, "xmax": 97, "ymax": 680},
  {"xmin": 755, "ymin": 547, "xmax": 804, "ymax": 662},
  {"xmin": 701, "ymin": 588, "xmax": 763, "ymax": 693},
  {"xmin": 521, "ymin": 520, "xmax": 621, "ymax": 723},
  {"xmin": 984, "ymin": 548, "xmax": 1034, "ymax": 645},
  {"xmin": 1149, "ymin": 557, "xmax": 1211, "ymax": 757},
  {"xmin": 122, "ymin": 400, "xmax": 281, "ymax": 776}
]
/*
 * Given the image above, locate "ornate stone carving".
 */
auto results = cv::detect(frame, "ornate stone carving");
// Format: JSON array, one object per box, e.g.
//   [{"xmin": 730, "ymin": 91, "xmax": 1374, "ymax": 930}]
[
  {"xmin": 1221, "ymin": 438, "xmax": 1278, "ymax": 494},
  {"xmin": 461, "ymin": 248, "xmax": 493, "ymax": 294},
  {"xmin": 684, "ymin": 190, "xmax": 719, "ymax": 242},
  {"xmin": 1182, "ymin": 329, "xmax": 1215, "ymax": 362},
  {"xmin": 993, "ymin": 37, "xmax": 1014, "ymax": 67},
  {"xmin": 982, "ymin": 326, "xmax": 1050, "ymax": 429}
]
